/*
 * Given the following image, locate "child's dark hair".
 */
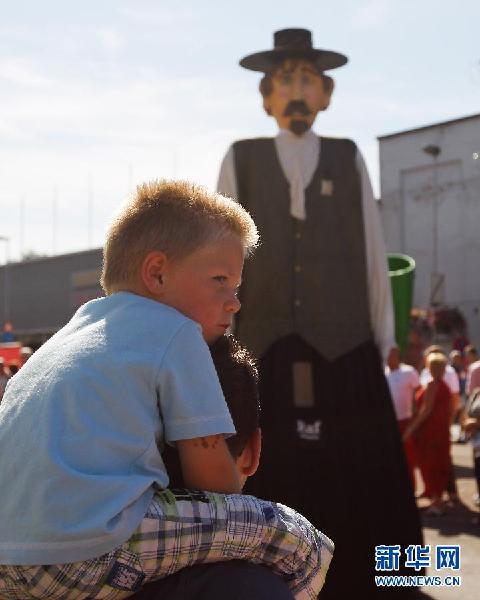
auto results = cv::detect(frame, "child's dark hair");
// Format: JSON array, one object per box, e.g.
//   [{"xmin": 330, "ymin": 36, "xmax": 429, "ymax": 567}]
[
  {"xmin": 209, "ymin": 335, "xmax": 260, "ymax": 457},
  {"xmin": 163, "ymin": 335, "xmax": 259, "ymax": 488}
]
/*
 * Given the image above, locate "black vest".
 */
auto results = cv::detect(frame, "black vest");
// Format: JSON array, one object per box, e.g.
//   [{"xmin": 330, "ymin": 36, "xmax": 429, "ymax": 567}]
[{"xmin": 233, "ymin": 136, "xmax": 372, "ymax": 360}]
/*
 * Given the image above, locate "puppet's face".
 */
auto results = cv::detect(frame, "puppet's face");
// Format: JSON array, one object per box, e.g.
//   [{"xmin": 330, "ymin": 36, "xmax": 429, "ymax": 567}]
[{"xmin": 263, "ymin": 59, "xmax": 333, "ymax": 135}]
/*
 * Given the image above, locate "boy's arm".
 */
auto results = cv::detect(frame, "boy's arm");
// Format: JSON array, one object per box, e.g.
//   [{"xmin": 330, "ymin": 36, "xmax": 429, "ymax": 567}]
[
  {"xmin": 462, "ymin": 416, "xmax": 480, "ymax": 436},
  {"xmin": 177, "ymin": 434, "xmax": 241, "ymax": 494},
  {"xmin": 158, "ymin": 322, "xmax": 238, "ymax": 492}
]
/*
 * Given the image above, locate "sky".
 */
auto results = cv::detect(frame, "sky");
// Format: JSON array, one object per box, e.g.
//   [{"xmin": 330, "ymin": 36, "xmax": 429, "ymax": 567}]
[{"xmin": 0, "ymin": 0, "xmax": 479, "ymax": 261}]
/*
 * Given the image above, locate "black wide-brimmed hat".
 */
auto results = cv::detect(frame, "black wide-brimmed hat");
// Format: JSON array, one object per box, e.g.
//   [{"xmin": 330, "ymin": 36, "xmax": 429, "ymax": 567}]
[{"xmin": 239, "ymin": 28, "xmax": 348, "ymax": 73}]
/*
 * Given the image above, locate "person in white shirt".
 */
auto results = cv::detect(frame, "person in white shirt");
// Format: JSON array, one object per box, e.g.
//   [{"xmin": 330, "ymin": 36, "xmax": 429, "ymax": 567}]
[
  {"xmin": 217, "ymin": 27, "xmax": 423, "ymax": 599},
  {"xmin": 385, "ymin": 347, "xmax": 420, "ymax": 490},
  {"xmin": 463, "ymin": 347, "xmax": 480, "ymax": 510},
  {"xmin": 464, "ymin": 344, "xmax": 480, "ymax": 401},
  {"xmin": 466, "ymin": 359, "xmax": 480, "ymax": 397}
]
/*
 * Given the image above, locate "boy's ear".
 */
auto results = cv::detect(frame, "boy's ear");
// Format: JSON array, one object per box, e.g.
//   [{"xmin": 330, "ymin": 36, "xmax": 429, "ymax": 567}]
[
  {"xmin": 237, "ymin": 428, "xmax": 262, "ymax": 478},
  {"xmin": 140, "ymin": 251, "xmax": 169, "ymax": 296}
]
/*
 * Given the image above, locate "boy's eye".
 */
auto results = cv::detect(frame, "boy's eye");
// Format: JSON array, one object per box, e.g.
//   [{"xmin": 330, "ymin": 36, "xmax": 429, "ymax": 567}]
[{"xmin": 213, "ymin": 276, "xmax": 227, "ymax": 284}]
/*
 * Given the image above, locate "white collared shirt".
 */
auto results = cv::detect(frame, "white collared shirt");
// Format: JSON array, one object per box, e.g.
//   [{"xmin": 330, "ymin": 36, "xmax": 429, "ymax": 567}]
[{"xmin": 274, "ymin": 129, "xmax": 319, "ymax": 219}]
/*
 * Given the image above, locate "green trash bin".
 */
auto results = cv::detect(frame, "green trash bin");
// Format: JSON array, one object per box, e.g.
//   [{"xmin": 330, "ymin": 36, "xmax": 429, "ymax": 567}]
[{"xmin": 387, "ymin": 254, "xmax": 416, "ymax": 355}]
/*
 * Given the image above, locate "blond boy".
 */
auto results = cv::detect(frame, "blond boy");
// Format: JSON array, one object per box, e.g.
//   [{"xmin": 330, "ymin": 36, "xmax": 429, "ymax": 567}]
[{"xmin": 0, "ymin": 181, "xmax": 332, "ymax": 599}]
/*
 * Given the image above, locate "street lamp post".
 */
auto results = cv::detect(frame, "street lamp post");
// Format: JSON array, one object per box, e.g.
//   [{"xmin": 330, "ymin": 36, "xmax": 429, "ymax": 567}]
[
  {"xmin": 422, "ymin": 144, "xmax": 442, "ymax": 307},
  {"xmin": 0, "ymin": 235, "xmax": 10, "ymax": 327}
]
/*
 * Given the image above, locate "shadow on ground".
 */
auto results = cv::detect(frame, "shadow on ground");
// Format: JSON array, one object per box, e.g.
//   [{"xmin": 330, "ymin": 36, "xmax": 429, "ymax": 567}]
[{"xmin": 419, "ymin": 499, "xmax": 480, "ymax": 537}]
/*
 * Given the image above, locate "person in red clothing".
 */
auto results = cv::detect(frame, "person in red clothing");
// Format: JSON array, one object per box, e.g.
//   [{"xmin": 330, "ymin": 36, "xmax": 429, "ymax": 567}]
[
  {"xmin": 0, "ymin": 357, "xmax": 11, "ymax": 403},
  {"xmin": 403, "ymin": 353, "xmax": 453, "ymax": 515}
]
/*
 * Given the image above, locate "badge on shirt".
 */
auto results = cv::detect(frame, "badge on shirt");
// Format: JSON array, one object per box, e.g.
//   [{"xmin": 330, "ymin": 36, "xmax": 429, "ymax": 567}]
[{"xmin": 321, "ymin": 179, "xmax": 334, "ymax": 196}]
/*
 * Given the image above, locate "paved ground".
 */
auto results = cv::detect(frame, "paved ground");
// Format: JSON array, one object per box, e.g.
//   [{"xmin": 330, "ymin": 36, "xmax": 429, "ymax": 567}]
[{"xmin": 415, "ymin": 440, "xmax": 479, "ymax": 599}]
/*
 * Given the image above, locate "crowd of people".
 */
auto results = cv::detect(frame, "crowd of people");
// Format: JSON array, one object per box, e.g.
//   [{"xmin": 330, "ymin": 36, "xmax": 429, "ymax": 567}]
[
  {"xmin": 0, "ymin": 346, "xmax": 32, "ymax": 402},
  {"xmin": 385, "ymin": 341, "xmax": 480, "ymax": 519}
]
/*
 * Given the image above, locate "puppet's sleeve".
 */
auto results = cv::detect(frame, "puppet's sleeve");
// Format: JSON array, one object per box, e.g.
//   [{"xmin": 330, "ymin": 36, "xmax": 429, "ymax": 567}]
[
  {"xmin": 356, "ymin": 149, "xmax": 395, "ymax": 361},
  {"xmin": 217, "ymin": 145, "xmax": 239, "ymax": 199}
]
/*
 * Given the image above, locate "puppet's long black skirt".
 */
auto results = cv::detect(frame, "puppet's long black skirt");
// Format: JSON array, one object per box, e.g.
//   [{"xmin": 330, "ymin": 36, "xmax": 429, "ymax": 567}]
[{"xmin": 245, "ymin": 335, "xmax": 423, "ymax": 598}]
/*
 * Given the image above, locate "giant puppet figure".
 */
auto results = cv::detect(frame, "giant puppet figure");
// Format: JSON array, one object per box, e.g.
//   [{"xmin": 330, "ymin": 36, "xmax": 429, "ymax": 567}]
[{"xmin": 218, "ymin": 29, "xmax": 423, "ymax": 598}]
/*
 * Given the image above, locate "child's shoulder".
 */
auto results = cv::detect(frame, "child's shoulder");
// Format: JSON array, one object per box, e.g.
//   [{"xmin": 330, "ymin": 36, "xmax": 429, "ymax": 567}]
[
  {"xmin": 101, "ymin": 292, "xmax": 202, "ymax": 342},
  {"xmin": 93, "ymin": 292, "xmax": 188, "ymax": 322},
  {"xmin": 62, "ymin": 293, "xmax": 202, "ymax": 359}
]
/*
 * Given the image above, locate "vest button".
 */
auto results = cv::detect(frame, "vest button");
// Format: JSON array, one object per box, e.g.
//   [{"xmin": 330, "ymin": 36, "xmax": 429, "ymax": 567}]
[
  {"xmin": 295, "ymin": 232, "xmax": 301, "ymax": 240},
  {"xmin": 294, "ymin": 265, "xmax": 301, "ymax": 273},
  {"xmin": 294, "ymin": 299, "xmax": 301, "ymax": 307}
]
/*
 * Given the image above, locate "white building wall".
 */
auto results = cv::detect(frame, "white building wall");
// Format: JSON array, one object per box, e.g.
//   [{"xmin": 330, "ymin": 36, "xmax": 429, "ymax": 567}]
[{"xmin": 379, "ymin": 114, "xmax": 480, "ymax": 344}]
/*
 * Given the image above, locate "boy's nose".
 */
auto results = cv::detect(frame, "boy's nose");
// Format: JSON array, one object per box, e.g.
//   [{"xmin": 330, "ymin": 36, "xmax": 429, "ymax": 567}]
[{"xmin": 226, "ymin": 295, "xmax": 241, "ymax": 314}]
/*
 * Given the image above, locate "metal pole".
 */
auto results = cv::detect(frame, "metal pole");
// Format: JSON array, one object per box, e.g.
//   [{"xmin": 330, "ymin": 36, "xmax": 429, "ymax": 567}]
[
  {"xmin": 432, "ymin": 157, "xmax": 438, "ymax": 276},
  {"xmin": 128, "ymin": 163, "xmax": 133, "ymax": 194},
  {"xmin": 422, "ymin": 144, "xmax": 441, "ymax": 307},
  {"xmin": 0, "ymin": 236, "xmax": 10, "ymax": 326},
  {"xmin": 20, "ymin": 195, "xmax": 25, "ymax": 258},
  {"xmin": 4, "ymin": 238, "xmax": 9, "ymax": 323},
  {"xmin": 52, "ymin": 186, "xmax": 58, "ymax": 255},
  {"xmin": 172, "ymin": 149, "xmax": 177, "ymax": 179},
  {"xmin": 88, "ymin": 175, "xmax": 93, "ymax": 249}
]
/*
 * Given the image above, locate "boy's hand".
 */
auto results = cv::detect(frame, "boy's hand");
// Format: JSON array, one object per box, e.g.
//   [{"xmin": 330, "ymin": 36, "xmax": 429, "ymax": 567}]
[
  {"xmin": 177, "ymin": 435, "xmax": 242, "ymax": 494},
  {"xmin": 463, "ymin": 417, "xmax": 479, "ymax": 435}
]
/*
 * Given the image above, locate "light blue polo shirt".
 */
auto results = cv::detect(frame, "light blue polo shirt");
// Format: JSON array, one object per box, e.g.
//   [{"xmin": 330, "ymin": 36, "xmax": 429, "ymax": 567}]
[{"xmin": 0, "ymin": 292, "xmax": 235, "ymax": 565}]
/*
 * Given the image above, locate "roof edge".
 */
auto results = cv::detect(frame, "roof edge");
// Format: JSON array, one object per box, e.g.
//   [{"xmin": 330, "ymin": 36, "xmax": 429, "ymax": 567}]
[
  {"xmin": 3, "ymin": 247, "xmax": 102, "ymax": 267},
  {"xmin": 378, "ymin": 112, "xmax": 480, "ymax": 141}
]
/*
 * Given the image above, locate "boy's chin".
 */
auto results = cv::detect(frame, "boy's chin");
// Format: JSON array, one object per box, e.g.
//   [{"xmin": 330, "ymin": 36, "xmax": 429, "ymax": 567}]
[{"xmin": 204, "ymin": 331, "xmax": 227, "ymax": 345}]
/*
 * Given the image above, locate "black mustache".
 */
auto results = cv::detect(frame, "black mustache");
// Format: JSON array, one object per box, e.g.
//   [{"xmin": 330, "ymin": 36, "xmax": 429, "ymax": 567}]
[{"xmin": 283, "ymin": 100, "xmax": 310, "ymax": 116}]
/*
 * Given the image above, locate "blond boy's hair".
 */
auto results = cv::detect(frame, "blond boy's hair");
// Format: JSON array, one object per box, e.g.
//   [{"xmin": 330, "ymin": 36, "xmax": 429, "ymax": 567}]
[
  {"xmin": 427, "ymin": 352, "xmax": 447, "ymax": 379},
  {"xmin": 101, "ymin": 180, "xmax": 259, "ymax": 294}
]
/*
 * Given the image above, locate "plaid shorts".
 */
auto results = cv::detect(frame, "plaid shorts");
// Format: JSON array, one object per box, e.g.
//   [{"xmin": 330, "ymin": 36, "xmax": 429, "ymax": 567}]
[{"xmin": 0, "ymin": 488, "xmax": 333, "ymax": 600}]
